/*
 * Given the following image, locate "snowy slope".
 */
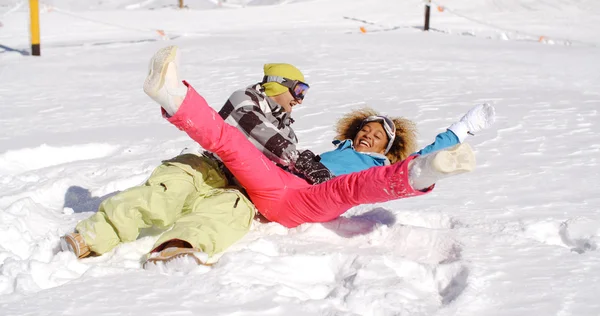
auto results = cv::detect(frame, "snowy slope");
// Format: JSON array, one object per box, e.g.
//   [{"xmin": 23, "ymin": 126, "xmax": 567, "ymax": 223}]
[{"xmin": 1, "ymin": 0, "xmax": 600, "ymax": 315}]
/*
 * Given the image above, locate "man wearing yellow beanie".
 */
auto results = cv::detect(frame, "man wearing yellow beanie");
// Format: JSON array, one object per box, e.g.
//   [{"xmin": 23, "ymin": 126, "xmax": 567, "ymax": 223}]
[
  {"xmin": 219, "ymin": 62, "xmax": 308, "ymax": 165},
  {"xmin": 61, "ymin": 47, "xmax": 311, "ymax": 272},
  {"xmin": 261, "ymin": 63, "xmax": 309, "ymax": 113}
]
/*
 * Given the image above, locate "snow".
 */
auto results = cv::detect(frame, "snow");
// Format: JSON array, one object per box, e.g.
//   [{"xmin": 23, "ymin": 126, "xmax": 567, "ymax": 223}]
[{"xmin": 1, "ymin": 0, "xmax": 599, "ymax": 315}]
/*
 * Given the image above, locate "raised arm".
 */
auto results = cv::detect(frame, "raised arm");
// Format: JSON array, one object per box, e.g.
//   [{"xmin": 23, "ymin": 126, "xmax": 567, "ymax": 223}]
[{"xmin": 414, "ymin": 103, "xmax": 496, "ymax": 156}]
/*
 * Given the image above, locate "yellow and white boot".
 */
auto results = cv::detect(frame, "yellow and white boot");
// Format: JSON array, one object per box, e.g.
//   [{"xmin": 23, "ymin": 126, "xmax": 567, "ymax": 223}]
[
  {"xmin": 143, "ymin": 247, "xmax": 211, "ymax": 273},
  {"xmin": 60, "ymin": 232, "xmax": 92, "ymax": 259}
]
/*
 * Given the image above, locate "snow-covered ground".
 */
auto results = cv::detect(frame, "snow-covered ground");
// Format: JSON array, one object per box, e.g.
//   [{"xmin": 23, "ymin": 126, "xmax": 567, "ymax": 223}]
[{"xmin": 1, "ymin": 0, "xmax": 599, "ymax": 315}]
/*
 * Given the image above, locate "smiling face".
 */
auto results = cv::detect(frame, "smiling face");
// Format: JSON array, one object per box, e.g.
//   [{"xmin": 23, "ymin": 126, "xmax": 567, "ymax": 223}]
[
  {"xmin": 271, "ymin": 91, "xmax": 302, "ymax": 113},
  {"xmin": 353, "ymin": 122, "xmax": 390, "ymax": 154}
]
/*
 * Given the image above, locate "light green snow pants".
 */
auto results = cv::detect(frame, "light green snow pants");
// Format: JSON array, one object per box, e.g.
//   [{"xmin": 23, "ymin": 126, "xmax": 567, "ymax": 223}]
[{"xmin": 76, "ymin": 154, "xmax": 255, "ymax": 257}]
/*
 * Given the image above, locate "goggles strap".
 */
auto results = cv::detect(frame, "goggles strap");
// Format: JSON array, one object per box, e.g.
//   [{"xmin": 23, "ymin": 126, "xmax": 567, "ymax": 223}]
[
  {"xmin": 262, "ymin": 76, "xmax": 309, "ymax": 101},
  {"xmin": 262, "ymin": 75, "xmax": 286, "ymax": 85}
]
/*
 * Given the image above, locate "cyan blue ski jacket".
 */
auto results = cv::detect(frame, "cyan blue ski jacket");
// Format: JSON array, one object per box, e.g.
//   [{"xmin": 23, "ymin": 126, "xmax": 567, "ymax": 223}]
[{"xmin": 319, "ymin": 130, "xmax": 460, "ymax": 176}]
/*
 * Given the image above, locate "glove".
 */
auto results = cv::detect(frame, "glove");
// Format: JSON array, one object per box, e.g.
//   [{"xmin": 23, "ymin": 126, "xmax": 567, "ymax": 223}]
[
  {"xmin": 279, "ymin": 148, "xmax": 300, "ymax": 167},
  {"xmin": 448, "ymin": 103, "xmax": 496, "ymax": 142},
  {"xmin": 291, "ymin": 150, "xmax": 335, "ymax": 185}
]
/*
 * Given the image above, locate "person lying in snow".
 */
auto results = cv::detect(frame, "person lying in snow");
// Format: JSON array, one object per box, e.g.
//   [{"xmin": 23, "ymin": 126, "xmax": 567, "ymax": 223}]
[
  {"xmin": 141, "ymin": 46, "xmax": 496, "ymax": 256},
  {"xmin": 61, "ymin": 58, "xmax": 311, "ymax": 269}
]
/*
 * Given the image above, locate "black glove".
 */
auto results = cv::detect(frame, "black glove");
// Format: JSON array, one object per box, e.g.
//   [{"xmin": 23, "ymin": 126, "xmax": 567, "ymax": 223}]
[{"xmin": 292, "ymin": 150, "xmax": 335, "ymax": 185}]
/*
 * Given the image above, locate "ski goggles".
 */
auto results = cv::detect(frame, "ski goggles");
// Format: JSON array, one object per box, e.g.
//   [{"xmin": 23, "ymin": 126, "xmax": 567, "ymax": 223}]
[
  {"xmin": 263, "ymin": 75, "xmax": 310, "ymax": 101},
  {"xmin": 361, "ymin": 115, "xmax": 396, "ymax": 154}
]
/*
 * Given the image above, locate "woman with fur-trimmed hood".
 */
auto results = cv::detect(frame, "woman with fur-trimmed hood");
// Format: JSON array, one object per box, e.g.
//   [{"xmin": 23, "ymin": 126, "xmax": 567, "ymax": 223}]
[
  {"xmin": 290, "ymin": 107, "xmax": 420, "ymax": 184},
  {"xmin": 293, "ymin": 106, "xmax": 477, "ymax": 185}
]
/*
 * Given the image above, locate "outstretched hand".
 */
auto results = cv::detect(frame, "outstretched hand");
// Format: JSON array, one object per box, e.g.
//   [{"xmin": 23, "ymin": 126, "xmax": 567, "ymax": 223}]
[{"xmin": 459, "ymin": 103, "xmax": 496, "ymax": 134}]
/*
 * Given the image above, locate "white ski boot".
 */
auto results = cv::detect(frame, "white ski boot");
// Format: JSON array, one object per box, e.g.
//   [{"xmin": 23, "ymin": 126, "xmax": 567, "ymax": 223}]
[
  {"xmin": 409, "ymin": 143, "xmax": 476, "ymax": 190},
  {"xmin": 143, "ymin": 45, "xmax": 187, "ymax": 116}
]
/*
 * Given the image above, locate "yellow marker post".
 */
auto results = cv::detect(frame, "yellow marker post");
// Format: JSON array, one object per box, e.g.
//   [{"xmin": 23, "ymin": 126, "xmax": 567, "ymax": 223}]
[{"xmin": 29, "ymin": 0, "xmax": 40, "ymax": 56}]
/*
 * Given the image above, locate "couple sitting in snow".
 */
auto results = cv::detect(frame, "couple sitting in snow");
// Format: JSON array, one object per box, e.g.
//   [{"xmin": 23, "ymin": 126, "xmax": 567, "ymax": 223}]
[{"xmin": 61, "ymin": 46, "xmax": 496, "ymax": 272}]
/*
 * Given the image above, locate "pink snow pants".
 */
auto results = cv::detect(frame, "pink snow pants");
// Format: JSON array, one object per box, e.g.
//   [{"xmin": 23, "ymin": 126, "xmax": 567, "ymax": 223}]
[{"xmin": 166, "ymin": 83, "xmax": 430, "ymax": 228}]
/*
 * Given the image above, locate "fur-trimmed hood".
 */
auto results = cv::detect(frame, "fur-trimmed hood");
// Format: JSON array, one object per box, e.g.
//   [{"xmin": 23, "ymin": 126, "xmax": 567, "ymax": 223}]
[{"xmin": 333, "ymin": 107, "xmax": 418, "ymax": 164}]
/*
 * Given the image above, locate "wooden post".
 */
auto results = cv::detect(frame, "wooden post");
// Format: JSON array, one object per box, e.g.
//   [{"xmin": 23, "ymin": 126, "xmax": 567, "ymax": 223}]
[
  {"xmin": 178, "ymin": 0, "xmax": 184, "ymax": 8},
  {"xmin": 29, "ymin": 0, "xmax": 40, "ymax": 56},
  {"xmin": 424, "ymin": 0, "xmax": 431, "ymax": 31}
]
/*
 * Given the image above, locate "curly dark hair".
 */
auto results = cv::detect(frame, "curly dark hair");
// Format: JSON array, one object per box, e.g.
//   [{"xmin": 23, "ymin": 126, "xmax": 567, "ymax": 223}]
[{"xmin": 333, "ymin": 107, "xmax": 418, "ymax": 164}]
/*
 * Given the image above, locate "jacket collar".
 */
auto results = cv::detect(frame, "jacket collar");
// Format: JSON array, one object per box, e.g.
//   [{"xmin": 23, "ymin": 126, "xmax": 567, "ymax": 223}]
[
  {"xmin": 332, "ymin": 139, "xmax": 390, "ymax": 165},
  {"xmin": 253, "ymin": 83, "xmax": 294, "ymax": 126}
]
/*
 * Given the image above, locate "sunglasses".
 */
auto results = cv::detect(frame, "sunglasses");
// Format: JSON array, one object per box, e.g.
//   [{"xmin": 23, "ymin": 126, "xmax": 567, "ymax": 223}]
[
  {"xmin": 263, "ymin": 75, "xmax": 310, "ymax": 101},
  {"xmin": 361, "ymin": 115, "xmax": 396, "ymax": 154}
]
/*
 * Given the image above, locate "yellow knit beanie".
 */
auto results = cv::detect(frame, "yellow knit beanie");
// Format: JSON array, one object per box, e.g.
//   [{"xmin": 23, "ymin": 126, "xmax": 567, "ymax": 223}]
[{"xmin": 262, "ymin": 63, "xmax": 305, "ymax": 97}]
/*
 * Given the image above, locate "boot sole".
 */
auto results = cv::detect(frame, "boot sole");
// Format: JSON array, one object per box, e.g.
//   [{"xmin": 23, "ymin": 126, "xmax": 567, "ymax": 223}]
[
  {"xmin": 431, "ymin": 143, "xmax": 476, "ymax": 174},
  {"xmin": 143, "ymin": 248, "xmax": 213, "ymax": 270},
  {"xmin": 143, "ymin": 45, "xmax": 179, "ymax": 98},
  {"xmin": 144, "ymin": 253, "xmax": 213, "ymax": 266},
  {"xmin": 60, "ymin": 234, "xmax": 91, "ymax": 259}
]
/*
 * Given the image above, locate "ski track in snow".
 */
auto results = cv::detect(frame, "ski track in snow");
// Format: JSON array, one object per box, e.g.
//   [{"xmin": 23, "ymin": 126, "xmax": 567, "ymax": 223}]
[{"xmin": 1, "ymin": 0, "xmax": 600, "ymax": 315}]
